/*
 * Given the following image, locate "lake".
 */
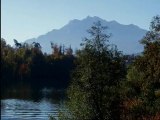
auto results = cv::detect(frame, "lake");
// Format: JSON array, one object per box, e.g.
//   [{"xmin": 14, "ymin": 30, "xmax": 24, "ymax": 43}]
[{"xmin": 1, "ymin": 88, "xmax": 65, "ymax": 120}]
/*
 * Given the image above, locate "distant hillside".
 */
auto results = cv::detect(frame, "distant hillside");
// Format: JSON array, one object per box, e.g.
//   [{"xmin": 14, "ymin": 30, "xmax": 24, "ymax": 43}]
[{"xmin": 25, "ymin": 16, "xmax": 147, "ymax": 54}]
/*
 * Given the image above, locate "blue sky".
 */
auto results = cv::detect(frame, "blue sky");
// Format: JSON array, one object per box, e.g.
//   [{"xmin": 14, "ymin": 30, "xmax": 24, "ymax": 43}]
[{"xmin": 2, "ymin": 0, "xmax": 160, "ymax": 45}]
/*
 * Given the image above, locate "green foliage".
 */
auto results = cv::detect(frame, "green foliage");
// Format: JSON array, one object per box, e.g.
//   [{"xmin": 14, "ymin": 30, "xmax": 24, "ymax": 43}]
[
  {"xmin": 121, "ymin": 15, "xmax": 160, "ymax": 119},
  {"xmin": 1, "ymin": 39, "xmax": 75, "ymax": 91},
  {"xmin": 1, "ymin": 38, "xmax": 15, "ymax": 86},
  {"xmin": 59, "ymin": 21, "xmax": 125, "ymax": 120}
]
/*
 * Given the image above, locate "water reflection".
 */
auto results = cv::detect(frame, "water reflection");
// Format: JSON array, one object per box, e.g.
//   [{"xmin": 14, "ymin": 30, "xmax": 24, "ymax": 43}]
[{"xmin": 1, "ymin": 87, "xmax": 65, "ymax": 120}]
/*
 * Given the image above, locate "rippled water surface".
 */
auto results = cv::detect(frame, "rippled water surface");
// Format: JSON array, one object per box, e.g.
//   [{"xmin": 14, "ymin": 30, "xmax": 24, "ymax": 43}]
[{"xmin": 1, "ymin": 88, "xmax": 64, "ymax": 120}]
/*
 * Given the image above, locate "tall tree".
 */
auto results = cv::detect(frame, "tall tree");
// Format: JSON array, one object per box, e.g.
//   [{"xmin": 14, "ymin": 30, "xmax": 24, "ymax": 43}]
[
  {"xmin": 121, "ymin": 15, "xmax": 160, "ymax": 119},
  {"xmin": 59, "ymin": 21, "xmax": 125, "ymax": 120}
]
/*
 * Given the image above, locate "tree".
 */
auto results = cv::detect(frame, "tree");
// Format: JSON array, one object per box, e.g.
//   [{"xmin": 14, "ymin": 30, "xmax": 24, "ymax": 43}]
[
  {"xmin": 1, "ymin": 38, "xmax": 15, "ymax": 89},
  {"xmin": 66, "ymin": 45, "xmax": 73, "ymax": 56},
  {"xmin": 59, "ymin": 21, "xmax": 125, "ymax": 120},
  {"xmin": 141, "ymin": 15, "xmax": 160, "ymax": 45},
  {"xmin": 51, "ymin": 42, "xmax": 62, "ymax": 58},
  {"xmin": 32, "ymin": 42, "xmax": 42, "ymax": 54},
  {"xmin": 14, "ymin": 39, "xmax": 22, "ymax": 48},
  {"xmin": 32, "ymin": 42, "xmax": 41, "ymax": 49},
  {"xmin": 121, "ymin": 15, "xmax": 160, "ymax": 119}
]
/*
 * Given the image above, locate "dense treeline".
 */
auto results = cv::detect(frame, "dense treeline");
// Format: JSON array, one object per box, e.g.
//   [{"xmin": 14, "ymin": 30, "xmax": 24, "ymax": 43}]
[
  {"xmin": 1, "ymin": 39, "xmax": 75, "ymax": 91},
  {"xmin": 1, "ymin": 37, "xmax": 135, "ymax": 92}
]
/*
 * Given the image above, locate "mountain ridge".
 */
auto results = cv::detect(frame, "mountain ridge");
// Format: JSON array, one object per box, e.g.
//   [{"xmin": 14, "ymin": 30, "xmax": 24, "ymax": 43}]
[{"xmin": 25, "ymin": 16, "xmax": 147, "ymax": 54}]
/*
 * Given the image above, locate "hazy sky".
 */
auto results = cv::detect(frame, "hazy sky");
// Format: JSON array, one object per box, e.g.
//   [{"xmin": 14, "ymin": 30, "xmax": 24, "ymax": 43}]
[{"xmin": 2, "ymin": 0, "xmax": 160, "ymax": 45}]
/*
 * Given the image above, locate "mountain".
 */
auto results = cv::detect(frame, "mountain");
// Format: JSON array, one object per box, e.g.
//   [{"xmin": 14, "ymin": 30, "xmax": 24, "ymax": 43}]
[{"xmin": 25, "ymin": 16, "xmax": 147, "ymax": 54}]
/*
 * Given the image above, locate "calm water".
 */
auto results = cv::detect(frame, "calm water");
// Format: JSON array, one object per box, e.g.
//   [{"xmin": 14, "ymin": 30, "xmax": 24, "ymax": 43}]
[{"xmin": 1, "ymin": 88, "xmax": 65, "ymax": 120}]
